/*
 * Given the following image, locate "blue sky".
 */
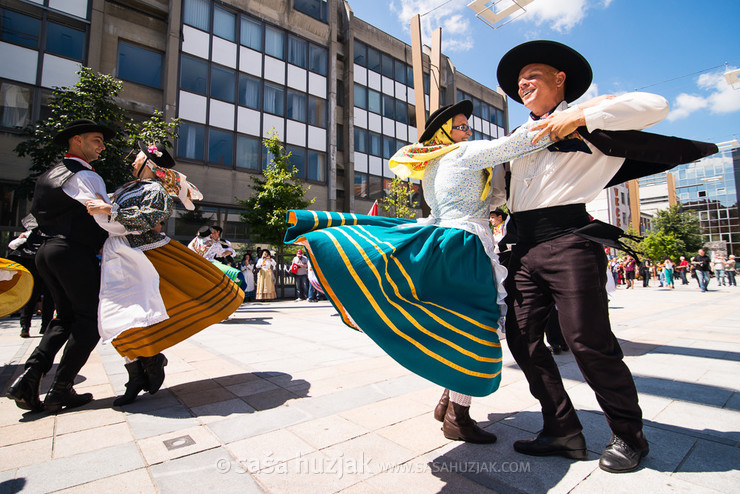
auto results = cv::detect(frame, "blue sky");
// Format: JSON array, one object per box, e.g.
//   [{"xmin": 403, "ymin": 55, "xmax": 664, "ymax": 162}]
[{"xmin": 347, "ymin": 0, "xmax": 740, "ymax": 144}]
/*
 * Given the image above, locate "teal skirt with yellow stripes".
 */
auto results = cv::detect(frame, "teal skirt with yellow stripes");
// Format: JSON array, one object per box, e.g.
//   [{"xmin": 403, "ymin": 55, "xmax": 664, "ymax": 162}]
[{"xmin": 285, "ymin": 210, "xmax": 502, "ymax": 397}]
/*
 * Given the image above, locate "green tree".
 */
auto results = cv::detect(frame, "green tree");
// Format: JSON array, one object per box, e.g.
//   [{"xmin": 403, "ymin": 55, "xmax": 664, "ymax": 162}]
[
  {"xmin": 640, "ymin": 230, "xmax": 685, "ymax": 262},
  {"xmin": 237, "ymin": 129, "xmax": 314, "ymax": 252},
  {"xmin": 651, "ymin": 204, "xmax": 703, "ymax": 254},
  {"xmin": 378, "ymin": 177, "xmax": 417, "ymax": 219},
  {"xmin": 14, "ymin": 65, "xmax": 179, "ymax": 198}
]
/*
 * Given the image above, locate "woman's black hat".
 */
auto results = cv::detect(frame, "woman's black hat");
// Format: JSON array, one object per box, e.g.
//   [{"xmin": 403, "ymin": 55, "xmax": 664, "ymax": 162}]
[
  {"xmin": 418, "ymin": 100, "xmax": 474, "ymax": 143},
  {"xmin": 138, "ymin": 141, "xmax": 176, "ymax": 169},
  {"xmin": 496, "ymin": 40, "xmax": 592, "ymax": 104}
]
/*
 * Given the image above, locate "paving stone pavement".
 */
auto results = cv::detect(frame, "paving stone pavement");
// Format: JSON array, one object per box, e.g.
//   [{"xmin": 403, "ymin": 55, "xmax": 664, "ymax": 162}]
[{"xmin": 0, "ymin": 281, "xmax": 738, "ymax": 493}]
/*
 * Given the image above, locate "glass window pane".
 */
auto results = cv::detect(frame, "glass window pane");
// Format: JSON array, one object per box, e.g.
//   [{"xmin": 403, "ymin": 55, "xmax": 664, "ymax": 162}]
[
  {"xmin": 264, "ymin": 26, "xmax": 284, "ymax": 59},
  {"xmin": 178, "ymin": 122, "xmax": 205, "ymax": 160},
  {"xmin": 367, "ymin": 47, "xmax": 380, "ymax": 72},
  {"xmin": 382, "ymin": 94, "xmax": 394, "ymax": 119},
  {"xmin": 354, "ymin": 172, "xmax": 368, "ymax": 198},
  {"xmin": 180, "ymin": 55, "xmax": 208, "ymax": 94},
  {"xmin": 481, "ymin": 104, "xmax": 489, "ymax": 121},
  {"xmin": 353, "ymin": 39, "xmax": 366, "ymax": 67},
  {"xmin": 287, "ymin": 36, "xmax": 306, "ymax": 68},
  {"xmin": 353, "ymin": 85, "xmax": 366, "ymax": 109},
  {"xmin": 407, "ymin": 66, "xmax": 413, "ymax": 86},
  {"xmin": 236, "ymin": 134, "xmax": 261, "ymax": 170},
  {"xmin": 382, "ymin": 135, "xmax": 395, "ymax": 159},
  {"xmin": 287, "ymin": 145, "xmax": 306, "ymax": 177},
  {"xmin": 354, "ymin": 128, "xmax": 367, "ymax": 153},
  {"xmin": 309, "ymin": 44, "xmax": 327, "ymax": 75},
  {"xmin": 118, "ymin": 42, "xmax": 162, "ymax": 88},
  {"xmin": 183, "ymin": 0, "xmax": 210, "ymax": 30},
  {"xmin": 208, "ymin": 129, "xmax": 233, "ymax": 165},
  {"xmin": 240, "ymin": 17, "xmax": 262, "ymax": 51},
  {"xmin": 287, "ymin": 90, "xmax": 306, "ymax": 121},
  {"xmin": 213, "ymin": 5, "xmax": 235, "ymax": 41},
  {"xmin": 368, "ymin": 132, "xmax": 381, "ymax": 156},
  {"xmin": 381, "ymin": 54, "xmax": 393, "ymax": 78},
  {"xmin": 368, "ymin": 175, "xmax": 383, "ymax": 201},
  {"xmin": 0, "ymin": 82, "xmax": 32, "ymax": 128},
  {"xmin": 211, "ymin": 65, "xmax": 235, "ymax": 102},
  {"xmin": 238, "ymin": 74, "xmax": 261, "ymax": 109},
  {"xmin": 1, "ymin": 10, "xmax": 40, "ymax": 48},
  {"xmin": 307, "ymin": 150, "xmax": 325, "ymax": 181},
  {"xmin": 263, "ymin": 82, "xmax": 284, "ymax": 115},
  {"xmin": 367, "ymin": 89, "xmax": 380, "ymax": 114},
  {"xmin": 336, "ymin": 123, "xmax": 343, "ymax": 151},
  {"xmin": 294, "ymin": 0, "xmax": 328, "ymax": 23},
  {"xmin": 308, "ymin": 96, "xmax": 325, "ymax": 127},
  {"xmin": 394, "ymin": 60, "xmax": 406, "ymax": 84},
  {"xmin": 395, "ymin": 99, "xmax": 407, "ymax": 123},
  {"xmin": 45, "ymin": 22, "xmax": 85, "ymax": 60}
]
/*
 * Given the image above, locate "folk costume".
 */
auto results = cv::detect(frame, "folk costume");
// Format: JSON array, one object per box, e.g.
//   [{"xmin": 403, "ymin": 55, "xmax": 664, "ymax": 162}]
[
  {"xmin": 255, "ymin": 254, "xmax": 277, "ymax": 301},
  {"xmin": 94, "ymin": 143, "xmax": 243, "ymax": 405},
  {"xmin": 188, "ymin": 226, "xmax": 246, "ymax": 288},
  {"xmin": 7, "ymin": 119, "xmax": 113, "ymax": 414},
  {"xmin": 496, "ymin": 40, "xmax": 718, "ymax": 472},
  {"xmin": 0, "ymin": 258, "xmax": 34, "ymax": 318},
  {"xmin": 284, "ymin": 101, "xmax": 555, "ymax": 399}
]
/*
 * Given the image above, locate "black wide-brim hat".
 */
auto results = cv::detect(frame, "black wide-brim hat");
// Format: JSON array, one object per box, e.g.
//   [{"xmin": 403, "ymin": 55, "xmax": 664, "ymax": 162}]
[
  {"xmin": 197, "ymin": 225, "xmax": 212, "ymax": 237},
  {"xmin": 138, "ymin": 141, "xmax": 176, "ymax": 169},
  {"xmin": 497, "ymin": 40, "xmax": 592, "ymax": 104},
  {"xmin": 418, "ymin": 99, "xmax": 474, "ymax": 143},
  {"xmin": 53, "ymin": 119, "xmax": 115, "ymax": 146}
]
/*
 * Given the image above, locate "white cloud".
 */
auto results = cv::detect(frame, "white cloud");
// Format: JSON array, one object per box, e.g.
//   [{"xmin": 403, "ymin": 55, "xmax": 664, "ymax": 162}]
[
  {"xmin": 517, "ymin": 0, "xmax": 589, "ymax": 33},
  {"xmin": 667, "ymin": 68, "xmax": 740, "ymax": 121},
  {"xmin": 391, "ymin": 0, "xmax": 473, "ymax": 52},
  {"xmin": 573, "ymin": 83, "xmax": 599, "ymax": 104}
]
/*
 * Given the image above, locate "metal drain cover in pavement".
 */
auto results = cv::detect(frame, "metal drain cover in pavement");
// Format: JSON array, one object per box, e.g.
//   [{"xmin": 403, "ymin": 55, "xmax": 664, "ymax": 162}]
[{"xmin": 163, "ymin": 435, "xmax": 195, "ymax": 450}]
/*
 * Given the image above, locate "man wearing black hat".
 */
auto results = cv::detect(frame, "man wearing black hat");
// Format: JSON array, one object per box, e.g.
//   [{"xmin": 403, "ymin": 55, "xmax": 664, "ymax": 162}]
[
  {"xmin": 6, "ymin": 119, "xmax": 114, "ymax": 414},
  {"xmin": 495, "ymin": 41, "xmax": 717, "ymax": 473}
]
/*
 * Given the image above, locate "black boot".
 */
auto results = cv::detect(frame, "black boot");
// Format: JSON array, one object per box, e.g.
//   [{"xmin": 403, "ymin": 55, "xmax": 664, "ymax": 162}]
[
  {"xmin": 442, "ymin": 402, "xmax": 498, "ymax": 444},
  {"xmin": 20, "ymin": 325, "xmax": 30, "ymax": 338},
  {"xmin": 434, "ymin": 389, "xmax": 449, "ymax": 422},
  {"xmin": 6, "ymin": 366, "xmax": 44, "ymax": 412},
  {"xmin": 113, "ymin": 361, "xmax": 148, "ymax": 406},
  {"xmin": 43, "ymin": 380, "xmax": 93, "ymax": 414},
  {"xmin": 140, "ymin": 354, "xmax": 167, "ymax": 394}
]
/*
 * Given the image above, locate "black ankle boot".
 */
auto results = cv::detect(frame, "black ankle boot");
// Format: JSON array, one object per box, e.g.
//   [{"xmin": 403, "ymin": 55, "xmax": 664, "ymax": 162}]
[
  {"xmin": 6, "ymin": 366, "xmax": 44, "ymax": 412},
  {"xmin": 140, "ymin": 354, "xmax": 167, "ymax": 394},
  {"xmin": 442, "ymin": 402, "xmax": 498, "ymax": 444},
  {"xmin": 113, "ymin": 360, "xmax": 148, "ymax": 406},
  {"xmin": 44, "ymin": 380, "xmax": 93, "ymax": 414},
  {"xmin": 434, "ymin": 389, "xmax": 449, "ymax": 422}
]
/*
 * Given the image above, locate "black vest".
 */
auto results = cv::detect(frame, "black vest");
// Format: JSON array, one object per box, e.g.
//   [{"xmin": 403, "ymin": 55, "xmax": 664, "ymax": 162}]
[{"xmin": 30, "ymin": 159, "xmax": 108, "ymax": 252}]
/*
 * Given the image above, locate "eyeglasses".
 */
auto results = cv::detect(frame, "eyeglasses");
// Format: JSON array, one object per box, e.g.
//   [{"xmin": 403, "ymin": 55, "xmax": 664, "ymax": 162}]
[{"xmin": 451, "ymin": 124, "xmax": 471, "ymax": 132}]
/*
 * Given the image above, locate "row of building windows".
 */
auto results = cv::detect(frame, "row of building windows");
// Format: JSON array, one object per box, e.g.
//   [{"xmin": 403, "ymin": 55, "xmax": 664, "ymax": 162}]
[
  {"xmin": 353, "ymin": 85, "xmax": 414, "ymax": 125},
  {"xmin": 183, "ymin": 0, "xmax": 327, "ymax": 76},
  {"xmin": 177, "ymin": 122, "xmax": 326, "ymax": 182},
  {"xmin": 1, "ymin": 8, "xmax": 86, "ymax": 61},
  {"xmin": 353, "ymin": 173, "xmax": 421, "ymax": 206},
  {"xmin": 457, "ymin": 89, "xmax": 505, "ymax": 128},
  {"xmin": 353, "ymin": 39, "xmax": 429, "ymax": 92},
  {"xmin": 354, "ymin": 129, "xmax": 408, "ymax": 159}
]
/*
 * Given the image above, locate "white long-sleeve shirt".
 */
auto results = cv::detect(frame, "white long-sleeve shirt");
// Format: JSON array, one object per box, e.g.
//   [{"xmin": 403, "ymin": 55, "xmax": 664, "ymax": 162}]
[{"xmin": 508, "ymin": 92, "xmax": 669, "ymax": 212}]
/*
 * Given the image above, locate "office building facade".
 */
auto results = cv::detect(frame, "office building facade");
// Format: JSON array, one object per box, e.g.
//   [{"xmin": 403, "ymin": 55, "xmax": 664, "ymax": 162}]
[{"xmin": 0, "ymin": 0, "xmax": 508, "ymax": 245}]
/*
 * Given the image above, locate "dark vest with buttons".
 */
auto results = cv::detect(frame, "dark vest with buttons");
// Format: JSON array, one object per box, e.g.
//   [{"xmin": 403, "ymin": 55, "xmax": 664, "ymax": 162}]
[{"xmin": 30, "ymin": 159, "xmax": 108, "ymax": 252}]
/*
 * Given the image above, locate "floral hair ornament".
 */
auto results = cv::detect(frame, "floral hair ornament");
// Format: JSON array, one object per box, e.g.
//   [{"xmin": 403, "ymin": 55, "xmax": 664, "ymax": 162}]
[{"xmin": 147, "ymin": 144, "xmax": 163, "ymax": 158}]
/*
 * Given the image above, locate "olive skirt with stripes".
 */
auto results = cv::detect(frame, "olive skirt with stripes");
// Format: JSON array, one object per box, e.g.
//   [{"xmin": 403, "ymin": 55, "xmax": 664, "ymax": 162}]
[{"xmin": 111, "ymin": 240, "xmax": 244, "ymax": 359}]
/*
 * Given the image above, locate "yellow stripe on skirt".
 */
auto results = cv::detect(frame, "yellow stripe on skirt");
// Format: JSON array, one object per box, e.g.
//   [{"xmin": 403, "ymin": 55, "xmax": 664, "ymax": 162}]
[{"xmin": 111, "ymin": 241, "xmax": 244, "ymax": 359}]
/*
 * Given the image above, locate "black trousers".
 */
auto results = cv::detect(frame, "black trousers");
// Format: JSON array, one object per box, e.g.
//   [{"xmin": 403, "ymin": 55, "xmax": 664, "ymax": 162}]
[
  {"xmin": 505, "ymin": 233, "xmax": 647, "ymax": 450},
  {"xmin": 25, "ymin": 238, "xmax": 101, "ymax": 384}
]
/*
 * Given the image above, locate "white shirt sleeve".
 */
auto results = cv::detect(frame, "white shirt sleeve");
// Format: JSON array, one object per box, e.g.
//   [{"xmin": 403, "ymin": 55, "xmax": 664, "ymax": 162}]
[
  {"xmin": 62, "ymin": 170, "xmax": 127, "ymax": 236},
  {"xmin": 582, "ymin": 92, "xmax": 669, "ymax": 132}
]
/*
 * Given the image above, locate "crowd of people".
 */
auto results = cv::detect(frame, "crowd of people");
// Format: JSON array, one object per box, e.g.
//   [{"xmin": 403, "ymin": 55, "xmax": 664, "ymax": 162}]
[{"xmin": 608, "ymin": 251, "xmax": 736, "ymax": 291}]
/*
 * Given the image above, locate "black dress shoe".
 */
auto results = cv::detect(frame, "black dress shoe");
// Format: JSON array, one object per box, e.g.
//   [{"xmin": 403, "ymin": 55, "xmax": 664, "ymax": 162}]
[
  {"xmin": 44, "ymin": 380, "xmax": 93, "ymax": 414},
  {"xmin": 514, "ymin": 431, "xmax": 587, "ymax": 460},
  {"xmin": 599, "ymin": 435, "xmax": 649, "ymax": 473},
  {"xmin": 6, "ymin": 367, "xmax": 44, "ymax": 412}
]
